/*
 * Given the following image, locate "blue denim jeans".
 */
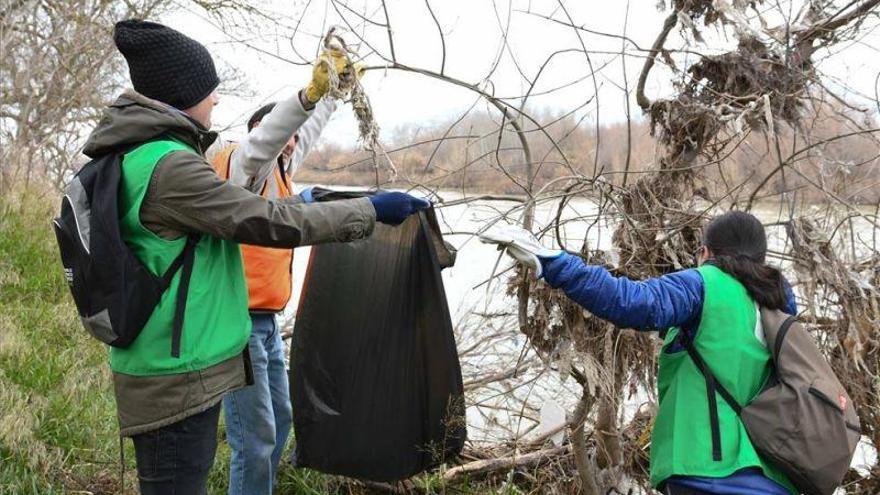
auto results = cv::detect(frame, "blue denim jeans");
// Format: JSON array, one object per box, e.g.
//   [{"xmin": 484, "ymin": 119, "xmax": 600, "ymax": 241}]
[{"xmin": 223, "ymin": 313, "xmax": 292, "ymax": 495}]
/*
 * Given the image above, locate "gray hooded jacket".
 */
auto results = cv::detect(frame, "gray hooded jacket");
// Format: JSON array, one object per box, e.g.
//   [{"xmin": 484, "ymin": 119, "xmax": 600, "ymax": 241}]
[{"xmin": 83, "ymin": 91, "xmax": 375, "ymax": 436}]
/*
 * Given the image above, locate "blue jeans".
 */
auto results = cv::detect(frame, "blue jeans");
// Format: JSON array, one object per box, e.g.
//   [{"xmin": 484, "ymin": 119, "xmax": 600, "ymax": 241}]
[{"xmin": 223, "ymin": 313, "xmax": 292, "ymax": 495}]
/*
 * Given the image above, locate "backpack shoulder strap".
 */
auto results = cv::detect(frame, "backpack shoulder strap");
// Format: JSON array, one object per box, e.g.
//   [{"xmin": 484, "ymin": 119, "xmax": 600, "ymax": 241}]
[
  {"xmin": 681, "ymin": 333, "xmax": 742, "ymax": 462},
  {"xmin": 120, "ymin": 139, "xmax": 199, "ymax": 358},
  {"xmin": 683, "ymin": 338, "xmax": 743, "ymax": 414},
  {"xmin": 170, "ymin": 235, "xmax": 199, "ymax": 358},
  {"xmin": 156, "ymin": 234, "xmax": 200, "ymax": 358},
  {"xmin": 759, "ymin": 308, "xmax": 798, "ymax": 365},
  {"xmin": 682, "ymin": 311, "xmax": 800, "ymax": 462}
]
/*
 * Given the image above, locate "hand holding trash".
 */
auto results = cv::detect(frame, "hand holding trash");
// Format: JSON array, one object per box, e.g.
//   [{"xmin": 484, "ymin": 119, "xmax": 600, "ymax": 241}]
[
  {"xmin": 304, "ymin": 48, "xmax": 350, "ymax": 104},
  {"xmin": 369, "ymin": 192, "xmax": 431, "ymax": 225},
  {"xmin": 478, "ymin": 224, "xmax": 563, "ymax": 279}
]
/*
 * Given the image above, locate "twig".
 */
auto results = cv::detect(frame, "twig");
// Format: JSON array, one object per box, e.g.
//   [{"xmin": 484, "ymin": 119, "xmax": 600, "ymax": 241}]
[
  {"xmin": 441, "ymin": 445, "xmax": 570, "ymax": 482},
  {"xmin": 635, "ymin": 12, "xmax": 678, "ymax": 112}
]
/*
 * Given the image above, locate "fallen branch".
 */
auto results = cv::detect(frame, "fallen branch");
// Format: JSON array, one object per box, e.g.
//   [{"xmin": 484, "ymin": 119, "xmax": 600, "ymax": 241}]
[
  {"xmin": 441, "ymin": 445, "xmax": 570, "ymax": 482},
  {"xmin": 463, "ymin": 362, "xmax": 532, "ymax": 391}
]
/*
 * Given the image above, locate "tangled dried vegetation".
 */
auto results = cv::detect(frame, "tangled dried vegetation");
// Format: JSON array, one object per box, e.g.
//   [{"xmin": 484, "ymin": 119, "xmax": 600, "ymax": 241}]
[
  {"xmin": 649, "ymin": 35, "xmax": 808, "ymax": 157},
  {"xmin": 321, "ymin": 28, "xmax": 392, "ymax": 181},
  {"xmin": 501, "ymin": 1, "xmax": 880, "ymax": 493}
]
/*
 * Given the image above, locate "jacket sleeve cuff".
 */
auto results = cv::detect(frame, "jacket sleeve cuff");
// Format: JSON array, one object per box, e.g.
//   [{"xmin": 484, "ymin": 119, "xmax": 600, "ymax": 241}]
[
  {"xmin": 299, "ymin": 197, "xmax": 377, "ymax": 245},
  {"xmin": 299, "ymin": 90, "xmax": 316, "ymax": 111},
  {"xmin": 541, "ymin": 253, "xmax": 580, "ymax": 287},
  {"xmin": 349, "ymin": 197, "xmax": 376, "ymax": 240}
]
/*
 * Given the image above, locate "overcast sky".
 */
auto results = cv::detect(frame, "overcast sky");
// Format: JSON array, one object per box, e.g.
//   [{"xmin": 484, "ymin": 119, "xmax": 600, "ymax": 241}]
[{"xmin": 157, "ymin": 0, "xmax": 880, "ymax": 145}]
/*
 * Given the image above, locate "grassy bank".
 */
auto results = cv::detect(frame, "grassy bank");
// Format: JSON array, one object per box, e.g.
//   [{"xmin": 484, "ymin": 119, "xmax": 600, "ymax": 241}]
[
  {"xmin": 0, "ymin": 191, "xmax": 505, "ymax": 494},
  {"xmin": 1, "ymin": 191, "xmax": 135, "ymax": 494}
]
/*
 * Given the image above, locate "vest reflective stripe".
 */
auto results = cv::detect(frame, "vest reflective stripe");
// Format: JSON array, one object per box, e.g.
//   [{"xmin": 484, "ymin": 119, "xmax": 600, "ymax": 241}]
[
  {"xmin": 650, "ymin": 265, "xmax": 796, "ymax": 494},
  {"xmin": 212, "ymin": 145, "xmax": 294, "ymax": 312},
  {"xmin": 112, "ymin": 140, "xmax": 251, "ymax": 376}
]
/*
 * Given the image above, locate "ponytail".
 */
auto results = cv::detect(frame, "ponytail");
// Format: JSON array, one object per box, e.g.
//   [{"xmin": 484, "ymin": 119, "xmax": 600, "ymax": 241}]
[{"xmin": 709, "ymin": 254, "xmax": 788, "ymax": 311}]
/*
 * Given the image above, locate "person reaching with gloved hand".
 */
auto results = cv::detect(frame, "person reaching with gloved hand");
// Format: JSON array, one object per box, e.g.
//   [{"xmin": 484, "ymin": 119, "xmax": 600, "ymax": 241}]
[
  {"xmin": 91, "ymin": 19, "xmax": 428, "ymax": 495},
  {"xmin": 480, "ymin": 211, "xmax": 798, "ymax": 495}
]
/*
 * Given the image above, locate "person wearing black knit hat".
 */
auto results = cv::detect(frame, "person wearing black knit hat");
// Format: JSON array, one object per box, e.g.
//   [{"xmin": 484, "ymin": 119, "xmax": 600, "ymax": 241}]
[
  {"xmin": 113, "ymin": 19, "xmax": 221, "ymax": 129},
  {"xmin": 114, "ymin": 19, "xmax": 220, "ymax": 112},
  {"xmin": 82, "ymin": 19, "xmax": 430, "ymax": 495}
]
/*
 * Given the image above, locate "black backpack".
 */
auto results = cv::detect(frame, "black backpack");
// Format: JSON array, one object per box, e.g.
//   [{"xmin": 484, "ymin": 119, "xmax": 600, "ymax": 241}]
[{"xmin": 53, "ymin": 148, "xmax": 198, "ymax": 357}]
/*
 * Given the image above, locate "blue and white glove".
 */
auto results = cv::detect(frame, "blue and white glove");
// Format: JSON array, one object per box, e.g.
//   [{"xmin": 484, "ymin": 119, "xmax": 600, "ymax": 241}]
[
  {"xmin": 369, "ymin": 192, "xmax": 431, "ymax": 225},
  {"xmin": 479, "ymin": 224, "xmax": 563, "ymax": 279}
]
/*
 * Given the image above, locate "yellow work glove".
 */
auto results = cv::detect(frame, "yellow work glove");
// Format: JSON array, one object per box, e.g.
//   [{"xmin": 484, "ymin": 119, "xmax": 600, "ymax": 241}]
[
  {"xmin": 304, "ymin": 49, "xmax": 348, "ymax": 104},
  {"xmin": 353, "ymin": 62, "xmax": 367, "ymax": 80}
]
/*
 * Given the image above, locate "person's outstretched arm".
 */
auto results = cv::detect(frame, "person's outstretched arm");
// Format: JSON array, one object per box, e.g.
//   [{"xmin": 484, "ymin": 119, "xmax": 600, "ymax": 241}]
[
  {"xmin": 142, "ymin": 150, "xmax": 375, "ymax": 247},
  {"xmin": 540, "ymin": 253, "xmax": 705, "ymax": 331},
  {"xmin": 141, "ymin": 151, "xmax": 429, "ymax": 246},
  {"xmin": 287, "ymin": 98, "xmax": 337, "ymax": 176},
  {"xmin": 224, "ymin": 47, "xmax": 352, "ymax": 191},
  {"xmin": 226, "ymin": 92, "xmax": 312, "ymax": 192}
]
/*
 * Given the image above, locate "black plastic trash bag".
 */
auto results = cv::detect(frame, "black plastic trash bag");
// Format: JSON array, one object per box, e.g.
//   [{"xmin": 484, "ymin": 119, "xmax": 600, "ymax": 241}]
[{"xmin": 289, "ymin": 190, "xmax": 466, "ymax": 482}]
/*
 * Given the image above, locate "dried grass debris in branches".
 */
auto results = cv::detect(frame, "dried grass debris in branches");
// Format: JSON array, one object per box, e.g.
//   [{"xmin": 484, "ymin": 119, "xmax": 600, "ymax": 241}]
[
  {"xmin": 648, "ymin": 35, "xmax": 808, "ymax": 157},
  {"xmin": 671, "ymin": 0, "xmax": 762, "ymax": 25},
  {"xmin": 518, "ymin": 2, "xmax": 878, "ymax": 491},
  {"xmin": 320, "ymin": 27, "xmax": 389, "ymax": 178},
  {"xmin": 787, "ymin": 217, "xmax": 880, "ymax": 454}
]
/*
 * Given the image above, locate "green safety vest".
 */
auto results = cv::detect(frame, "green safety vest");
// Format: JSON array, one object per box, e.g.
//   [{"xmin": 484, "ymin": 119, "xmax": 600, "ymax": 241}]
[
  {"xmin": 650, "ymin": 264, "xmax": 796, "ymax": 494},
  {"xmin": 111, "ymin": 140, "xmax": 251, "ymax": 376}
]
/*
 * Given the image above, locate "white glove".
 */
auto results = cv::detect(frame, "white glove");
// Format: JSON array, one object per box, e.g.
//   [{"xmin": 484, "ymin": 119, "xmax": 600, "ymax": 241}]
[{"xmin": 478, "ymin": 224, "xmax": 563, "ymax": 279}]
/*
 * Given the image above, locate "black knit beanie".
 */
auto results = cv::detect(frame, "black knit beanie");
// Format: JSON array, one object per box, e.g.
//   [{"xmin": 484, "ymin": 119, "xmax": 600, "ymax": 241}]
[{"xmin": 114, "ymin": 19, "xmax": 219, "ymax": 110}]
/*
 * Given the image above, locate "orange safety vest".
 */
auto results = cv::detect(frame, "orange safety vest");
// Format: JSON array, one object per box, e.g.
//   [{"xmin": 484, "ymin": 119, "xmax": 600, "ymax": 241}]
[{"xmin": 212, "ymin": 144, "xmax": 294, "ymax": 312}]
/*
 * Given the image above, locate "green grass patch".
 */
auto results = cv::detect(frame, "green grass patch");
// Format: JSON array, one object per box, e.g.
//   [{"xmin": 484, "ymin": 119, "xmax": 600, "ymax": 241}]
[
  {"xmin": 0, "ymin": 444, "xmax": 57, "ymax": 495},
  {"xmin": 0, "ymin": 192, "xmax": 362, "ymax": 494},
  {"xmin": 0, "ymin": 192, "xmax": 135, "ymax": 493}
]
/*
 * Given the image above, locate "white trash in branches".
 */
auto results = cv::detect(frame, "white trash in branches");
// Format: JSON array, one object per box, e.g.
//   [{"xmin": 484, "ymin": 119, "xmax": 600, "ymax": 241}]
[{"xmin": 539, "ymin": 399, "xmax": 567, "ymax": 447}]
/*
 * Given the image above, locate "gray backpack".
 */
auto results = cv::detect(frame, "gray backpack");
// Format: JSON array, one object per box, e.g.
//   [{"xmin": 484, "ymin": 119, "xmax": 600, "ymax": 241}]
[{"xmin": 684, "ymin": 308, "xmax": 861, "ymax": 495}]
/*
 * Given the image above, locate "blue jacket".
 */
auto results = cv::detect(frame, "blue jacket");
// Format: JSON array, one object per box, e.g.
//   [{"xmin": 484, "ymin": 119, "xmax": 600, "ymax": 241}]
[
  {"xmin": 541, "ymin": 253, "xmax": 796, "ymax": 333},
  {"xmin": 540, "ymin": 253, "xmax": 797, "ymax": 495}
]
